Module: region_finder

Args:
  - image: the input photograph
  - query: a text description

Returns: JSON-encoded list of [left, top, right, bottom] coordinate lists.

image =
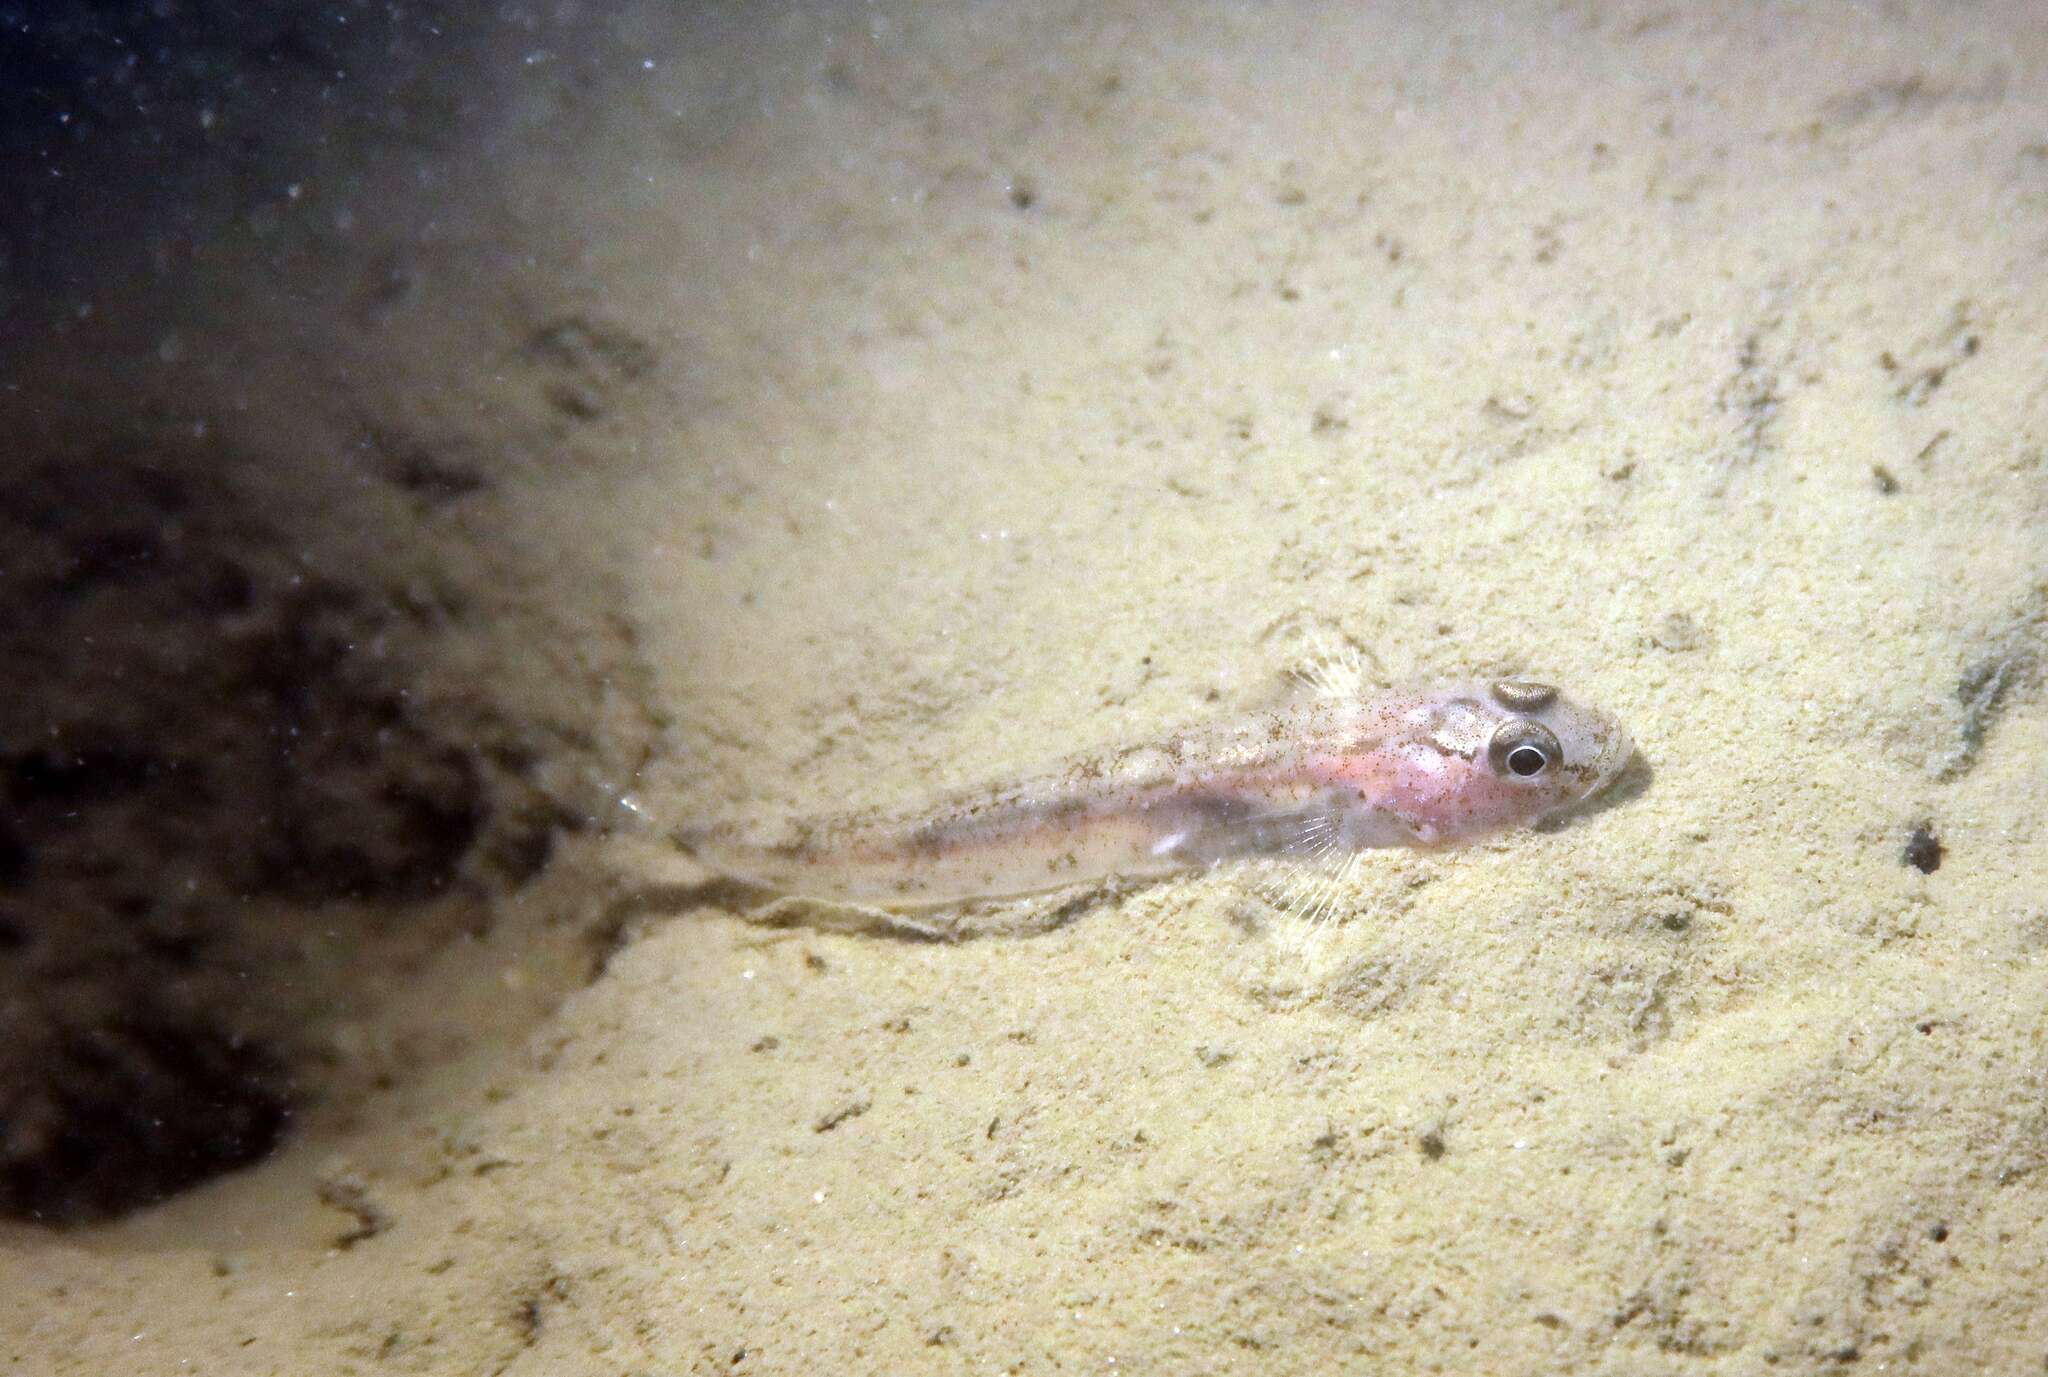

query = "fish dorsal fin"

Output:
[[1284, 625, 1384, 703]]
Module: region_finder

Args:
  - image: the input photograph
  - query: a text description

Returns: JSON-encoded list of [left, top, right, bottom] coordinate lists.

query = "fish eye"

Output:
[[1488, 720, 1560, 779]]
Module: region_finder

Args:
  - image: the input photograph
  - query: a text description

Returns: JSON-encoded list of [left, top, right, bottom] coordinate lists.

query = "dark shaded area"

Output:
[[0, 0, 659, 1232], [0, 1, 445, 165], [314, 1173, 390, 1250], [362, 429, 490, 508], [0, 0, 481, 324], [0, 443, 529, 909], [0, 426, 577, 1224], [1945, 648, 2035, 779], [520, 316, 660, 423], [1902, 823, 1943, 875], [0, 1010, 291, 1224]]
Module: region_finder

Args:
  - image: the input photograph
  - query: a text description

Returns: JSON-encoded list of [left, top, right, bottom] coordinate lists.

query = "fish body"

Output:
[[679, 678, 1631, 908]]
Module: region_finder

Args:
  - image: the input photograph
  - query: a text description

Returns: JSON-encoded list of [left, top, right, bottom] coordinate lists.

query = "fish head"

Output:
[[1475, 677, 1634, 821]]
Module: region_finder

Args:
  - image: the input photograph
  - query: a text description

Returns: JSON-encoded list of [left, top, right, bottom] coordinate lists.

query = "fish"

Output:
[[676, 672, 1633, 914]]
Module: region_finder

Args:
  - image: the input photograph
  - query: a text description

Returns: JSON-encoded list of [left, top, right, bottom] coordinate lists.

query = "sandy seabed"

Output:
[[2, 2, 2045, 1373]]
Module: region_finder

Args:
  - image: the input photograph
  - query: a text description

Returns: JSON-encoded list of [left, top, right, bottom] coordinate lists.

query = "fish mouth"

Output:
[[1585, 719, 1637, 801], [1530, 717, 1636, 833]]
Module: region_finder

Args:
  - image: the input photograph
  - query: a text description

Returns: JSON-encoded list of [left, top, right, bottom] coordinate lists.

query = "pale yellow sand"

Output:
[[4, 2, 2045, 1373]]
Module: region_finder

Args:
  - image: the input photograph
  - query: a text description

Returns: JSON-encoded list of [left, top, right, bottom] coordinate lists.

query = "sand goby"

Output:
[[678, 678, 1632, 909]]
